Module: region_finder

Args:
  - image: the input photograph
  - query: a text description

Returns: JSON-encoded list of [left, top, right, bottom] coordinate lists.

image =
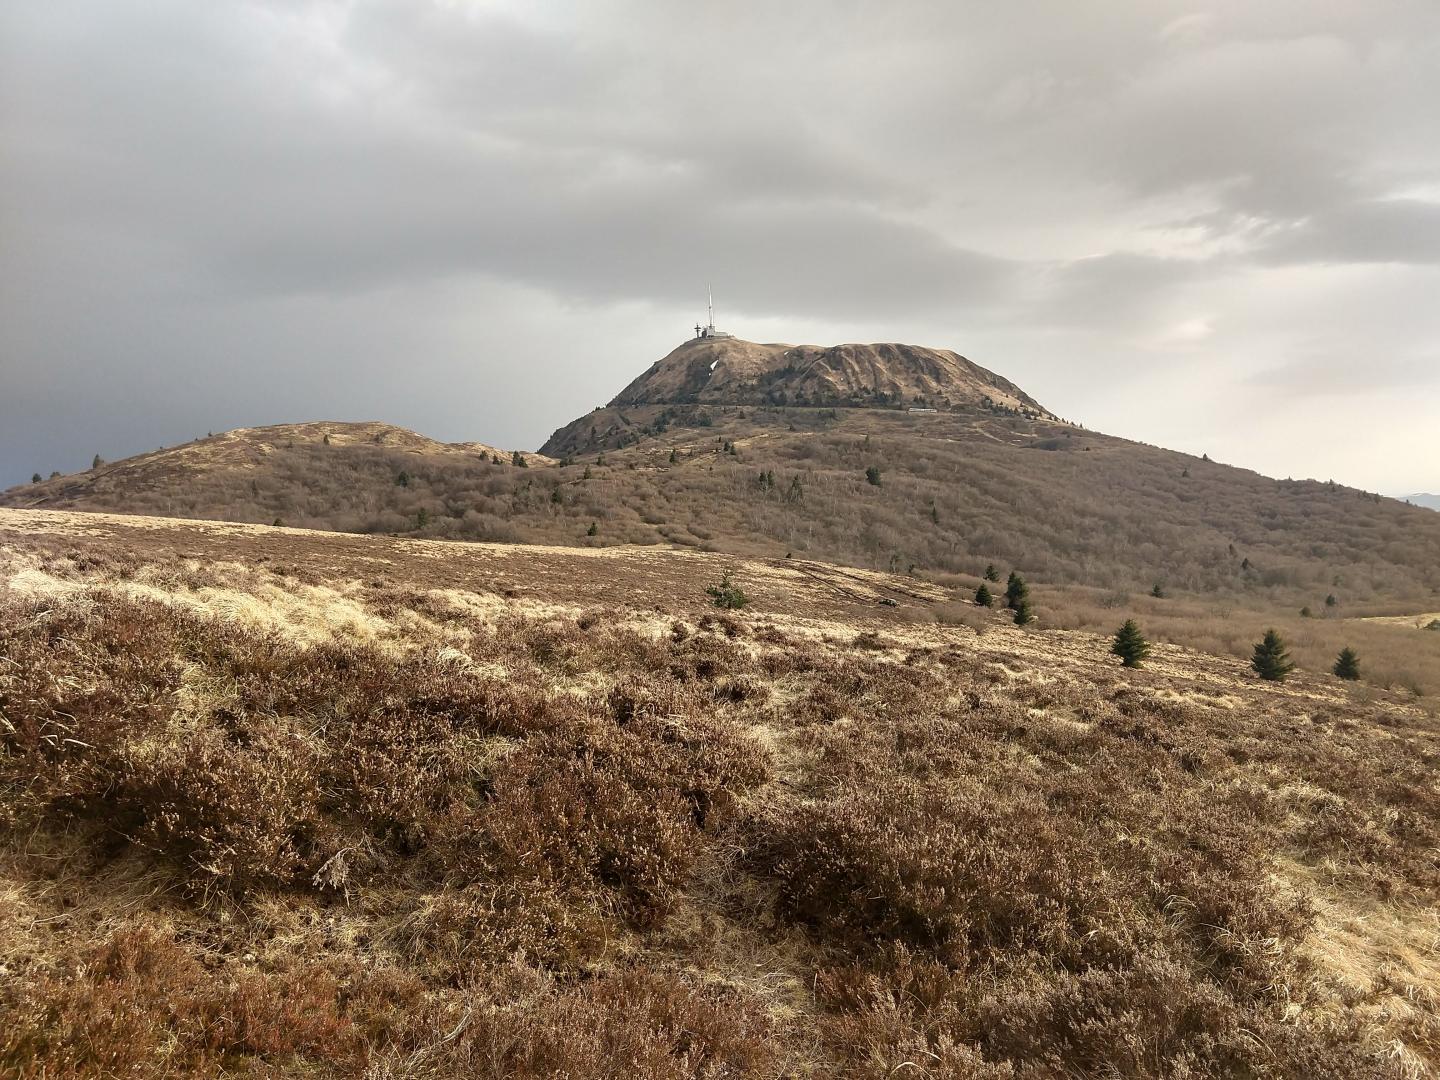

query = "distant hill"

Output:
[[5, 338, 1439, 608], [1400, 493, 1440, 511]]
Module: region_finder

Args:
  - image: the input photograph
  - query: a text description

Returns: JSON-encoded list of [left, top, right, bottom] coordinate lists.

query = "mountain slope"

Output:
[[1401, 493, 1440, 511], [5, 341, 1439, 614]]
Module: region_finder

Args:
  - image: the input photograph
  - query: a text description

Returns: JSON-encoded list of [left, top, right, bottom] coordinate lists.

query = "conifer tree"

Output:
[[1111, 620, 1151, 668], [1013, 599, 1034, 626], [91, 454, 104, 470], [974, 584, 993, 607], [929, 503, 940, 525], [512, 450, 528, 468], [984, 564, 1000, 582], [1150, 583, 1165, 598], [669, 448, 678, 464], [1004, 572, 1028, 610], [586, 521, 598, 537], [31, 473, 41, 484], [865, 465, 882, 486], [1251, 629, 1295, 681], [1332, 647, 1360, 680]]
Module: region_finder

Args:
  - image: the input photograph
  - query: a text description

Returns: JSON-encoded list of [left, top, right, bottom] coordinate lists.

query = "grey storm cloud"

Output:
[[2, 0, 1439, 494]]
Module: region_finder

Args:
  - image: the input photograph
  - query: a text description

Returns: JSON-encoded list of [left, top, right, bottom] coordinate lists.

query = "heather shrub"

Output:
[[0, 925, 355, 1077], [116, 725, 331, 891], [1, 540, 1435, 1078]]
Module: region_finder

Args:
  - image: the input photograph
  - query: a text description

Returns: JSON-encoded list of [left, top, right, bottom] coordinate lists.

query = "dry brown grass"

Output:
[[2, 513, 1437, 1077], [7, 406, 1439, 615]]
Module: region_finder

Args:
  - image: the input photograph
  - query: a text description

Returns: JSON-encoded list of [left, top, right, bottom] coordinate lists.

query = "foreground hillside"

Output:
[[1, 509, 1437, 1077]]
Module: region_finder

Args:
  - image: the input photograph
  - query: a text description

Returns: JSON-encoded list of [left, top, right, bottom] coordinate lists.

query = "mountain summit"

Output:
[[608, 337, 1050, 415], [540, 336, 1051, 457]]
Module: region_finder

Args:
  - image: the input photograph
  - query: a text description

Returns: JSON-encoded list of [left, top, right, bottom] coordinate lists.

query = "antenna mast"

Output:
[[707, 284, 714, 331]]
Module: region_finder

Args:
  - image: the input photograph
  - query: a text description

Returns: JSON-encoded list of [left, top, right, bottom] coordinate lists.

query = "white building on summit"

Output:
[[693, 286, 734, 340]]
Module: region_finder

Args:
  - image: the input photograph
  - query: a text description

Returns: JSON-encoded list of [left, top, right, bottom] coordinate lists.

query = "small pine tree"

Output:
[[1150, 583, 1165, 598], [865, 465, 882, 486], [1013, 599, 1034, 626], [974, 584, 993, 607], [929, 503, 940, 525], [1251, 629, 1295, 681], [586, 521, 598, 537], [582, 466, 593, 480], [512, 450, 528, 468], [31, 472, 41, 484], [786, 475, 804, 504], [323, 433, 331, 445], [669, 448, 678, 464], [1004, 572, 1028, 610], [1325, 594, 1337, 608], [706, 571, 749, 610], [416, 508, 429, 529], [1332, 647, 1360, 681], [984, 564, 1000, 582], [91, 454, 104, 470], [396, 470, 409, 487], [1111, 620, 1151, 668]]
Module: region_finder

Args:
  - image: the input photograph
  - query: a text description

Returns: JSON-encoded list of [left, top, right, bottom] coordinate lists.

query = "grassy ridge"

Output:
[[6, 410, 1440, 607]]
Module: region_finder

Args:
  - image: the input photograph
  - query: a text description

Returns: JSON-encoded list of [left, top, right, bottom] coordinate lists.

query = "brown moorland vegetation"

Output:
[[2, 509, 1437, 1077], [6, 406, 1438, 613]]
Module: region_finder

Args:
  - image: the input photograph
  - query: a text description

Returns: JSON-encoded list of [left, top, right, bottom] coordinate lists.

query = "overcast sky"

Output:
[[3, 1, 1438, 494]]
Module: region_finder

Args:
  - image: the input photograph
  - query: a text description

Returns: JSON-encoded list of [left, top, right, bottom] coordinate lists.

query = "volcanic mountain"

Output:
[[540, 337, 1050, 457]]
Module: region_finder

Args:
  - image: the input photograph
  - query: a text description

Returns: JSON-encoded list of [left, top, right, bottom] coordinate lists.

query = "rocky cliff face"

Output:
[[608, 337, 1050, 414]]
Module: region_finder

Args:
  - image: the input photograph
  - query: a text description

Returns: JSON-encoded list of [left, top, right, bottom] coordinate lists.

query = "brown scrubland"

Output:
[[8, 406, 1438, 697], [2, 509, 1437, 1077], [7, 408, 1439, 606]]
